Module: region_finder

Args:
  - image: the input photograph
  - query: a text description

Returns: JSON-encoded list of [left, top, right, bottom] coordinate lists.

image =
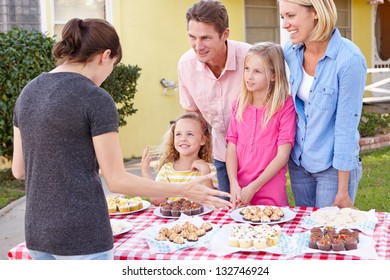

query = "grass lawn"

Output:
[[1, 146, 390, 211], [286, 146, 390, 212]]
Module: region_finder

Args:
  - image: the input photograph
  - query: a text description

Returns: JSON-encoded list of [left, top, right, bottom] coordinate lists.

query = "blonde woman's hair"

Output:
[[236, 42, 289, 127], [279, 0, 337, 41], [155, 112, 213, 170]]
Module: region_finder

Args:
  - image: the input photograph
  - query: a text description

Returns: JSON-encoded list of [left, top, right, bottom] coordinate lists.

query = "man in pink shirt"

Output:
[[178, 0, 252, 197]]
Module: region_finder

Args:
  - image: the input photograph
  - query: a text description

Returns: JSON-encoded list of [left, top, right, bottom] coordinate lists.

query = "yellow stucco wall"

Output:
[[1, 1, 374, 170], [115, 0, 246, 159], [352, 1, 372, 67]]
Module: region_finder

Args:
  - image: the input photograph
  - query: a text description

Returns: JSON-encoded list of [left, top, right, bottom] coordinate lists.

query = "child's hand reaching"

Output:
[[191, 159, 210, 175], [230, 181, 243, 209], [141, 146, 152, 179]]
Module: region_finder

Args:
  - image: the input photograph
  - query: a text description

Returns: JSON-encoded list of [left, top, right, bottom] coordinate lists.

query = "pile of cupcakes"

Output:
[[309, 226, 359, 251], [159, 198, 204, 217], [155, 221, 213, 244], [107, 195, 143, 214], [228, 224, 282, 249]]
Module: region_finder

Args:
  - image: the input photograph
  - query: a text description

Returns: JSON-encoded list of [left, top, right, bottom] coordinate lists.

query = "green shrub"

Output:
[[0, 27, 140, 160], [358, 110, 390, 137], [0, 27, 56, 160], [101, 64, 141, 127]]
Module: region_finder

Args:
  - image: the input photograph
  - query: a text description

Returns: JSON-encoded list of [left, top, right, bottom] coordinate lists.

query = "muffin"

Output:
[[271, 225, 282, 238], [238, 235, 253, 248], [309, 234, 322, 249], [171, 205, 182, 217], [317, 237, 331, 251], [253, 236, 267, 250], [266, 233, 279, 247], [345, 236, 358, 250], [118, 204, 130, 213], [160, 204, 172, 216], [349, 230, 360, 243], [228, 233, 240, 247], [331, 238, 345, 251], [190, 203, 202, 215]]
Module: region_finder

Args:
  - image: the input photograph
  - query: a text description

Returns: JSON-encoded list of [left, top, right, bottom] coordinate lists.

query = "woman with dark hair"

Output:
[[12, 18, 231, 260]]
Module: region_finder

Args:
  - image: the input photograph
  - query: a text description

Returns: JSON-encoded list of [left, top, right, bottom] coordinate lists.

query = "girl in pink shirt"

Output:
[[226, 42, 296, 207]]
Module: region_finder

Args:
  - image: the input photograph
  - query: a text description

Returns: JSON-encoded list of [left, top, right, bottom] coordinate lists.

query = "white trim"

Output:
[[39, 0, 47, 34], [105, 0, 113, 23]]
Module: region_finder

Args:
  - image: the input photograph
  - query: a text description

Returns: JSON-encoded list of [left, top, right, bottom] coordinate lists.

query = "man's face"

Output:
[[187, 20, 228, 64]]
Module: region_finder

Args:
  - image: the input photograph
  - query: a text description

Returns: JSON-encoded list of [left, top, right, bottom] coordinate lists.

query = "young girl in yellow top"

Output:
[[142, 112, 219, 206]]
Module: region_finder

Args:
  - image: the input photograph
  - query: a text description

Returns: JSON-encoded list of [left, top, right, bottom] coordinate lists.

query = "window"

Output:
[[244, 0, 280, 44], [0, 0, 41, 33], [244, 0, 351, 44], [52, 0, 107, 40], [334, 0, 351, 39]]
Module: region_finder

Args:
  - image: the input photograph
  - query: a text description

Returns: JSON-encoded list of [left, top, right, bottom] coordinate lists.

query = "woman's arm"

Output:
[[12, 127, 25, 180], [93, 132, 232, 210], [332, 170, 354, 208]]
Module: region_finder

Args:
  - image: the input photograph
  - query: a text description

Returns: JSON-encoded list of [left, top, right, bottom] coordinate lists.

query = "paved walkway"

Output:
[[0, 159, 147, 260]]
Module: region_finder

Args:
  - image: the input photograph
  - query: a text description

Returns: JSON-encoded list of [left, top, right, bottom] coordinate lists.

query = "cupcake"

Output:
[[107, 201, 117, 214], [271, 225, 282, 238], [266, 233, 279, 247], [238, 235, 253, 248], [253, 236, 267, 250], [190, 203, 202, 215], [118, 203, 130, 213], [331, 238, 345, 251], [345, 236, 358, 250], [129, 202, 139, 212], [130, 197, 143, 210], [228, 233, 240, 247], [309, 234, 322, 249], [171, 205, 182, 217], [181, 207, 192, 216], [310, 227, 323, 237], [317, 237, 331, 251], [160, 204, 172, 216], [349, 230, 360, 243]]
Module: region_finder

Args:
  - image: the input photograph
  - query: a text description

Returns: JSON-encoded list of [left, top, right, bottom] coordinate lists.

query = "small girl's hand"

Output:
[[240, 184, 256, 206], [230, 181, 242, 209], [141, 146, 152, 179], [191, 159, 210, 175]]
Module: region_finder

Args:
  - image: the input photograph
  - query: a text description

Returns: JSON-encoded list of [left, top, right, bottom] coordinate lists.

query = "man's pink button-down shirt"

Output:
[[178, 40, 252, 161]]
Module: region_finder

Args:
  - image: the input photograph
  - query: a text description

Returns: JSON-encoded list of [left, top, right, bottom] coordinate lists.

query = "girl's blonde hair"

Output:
[[279, 0, 337, 42], [156, 112, 213, 170], [236, 42, 289, 126]]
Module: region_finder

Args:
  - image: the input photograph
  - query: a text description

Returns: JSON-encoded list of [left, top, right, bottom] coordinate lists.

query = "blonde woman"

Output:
[[226, 42, 296, 208], [280, 0, 366, 208]]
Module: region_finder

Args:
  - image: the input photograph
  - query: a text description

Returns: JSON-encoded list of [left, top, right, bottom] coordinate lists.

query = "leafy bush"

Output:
[[0, 27, 56, 160], [358, 110, 390, 137], [0, 27, 140, 160], [101, 64, 140, 127]]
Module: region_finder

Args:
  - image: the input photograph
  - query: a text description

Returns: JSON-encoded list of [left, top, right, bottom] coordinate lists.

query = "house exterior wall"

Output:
[[113, 0, 246, 158], [0, 0, 376, 163]]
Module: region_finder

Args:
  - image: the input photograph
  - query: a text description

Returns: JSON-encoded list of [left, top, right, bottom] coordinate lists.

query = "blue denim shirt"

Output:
[[284, 29, 367, 172]]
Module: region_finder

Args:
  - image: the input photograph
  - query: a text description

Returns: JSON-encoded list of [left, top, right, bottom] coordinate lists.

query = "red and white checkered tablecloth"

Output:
[[7, 206, 390, 260]]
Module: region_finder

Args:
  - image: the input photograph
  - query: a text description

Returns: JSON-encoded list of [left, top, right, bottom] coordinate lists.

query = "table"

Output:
[[8, 206, 390, 260]]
